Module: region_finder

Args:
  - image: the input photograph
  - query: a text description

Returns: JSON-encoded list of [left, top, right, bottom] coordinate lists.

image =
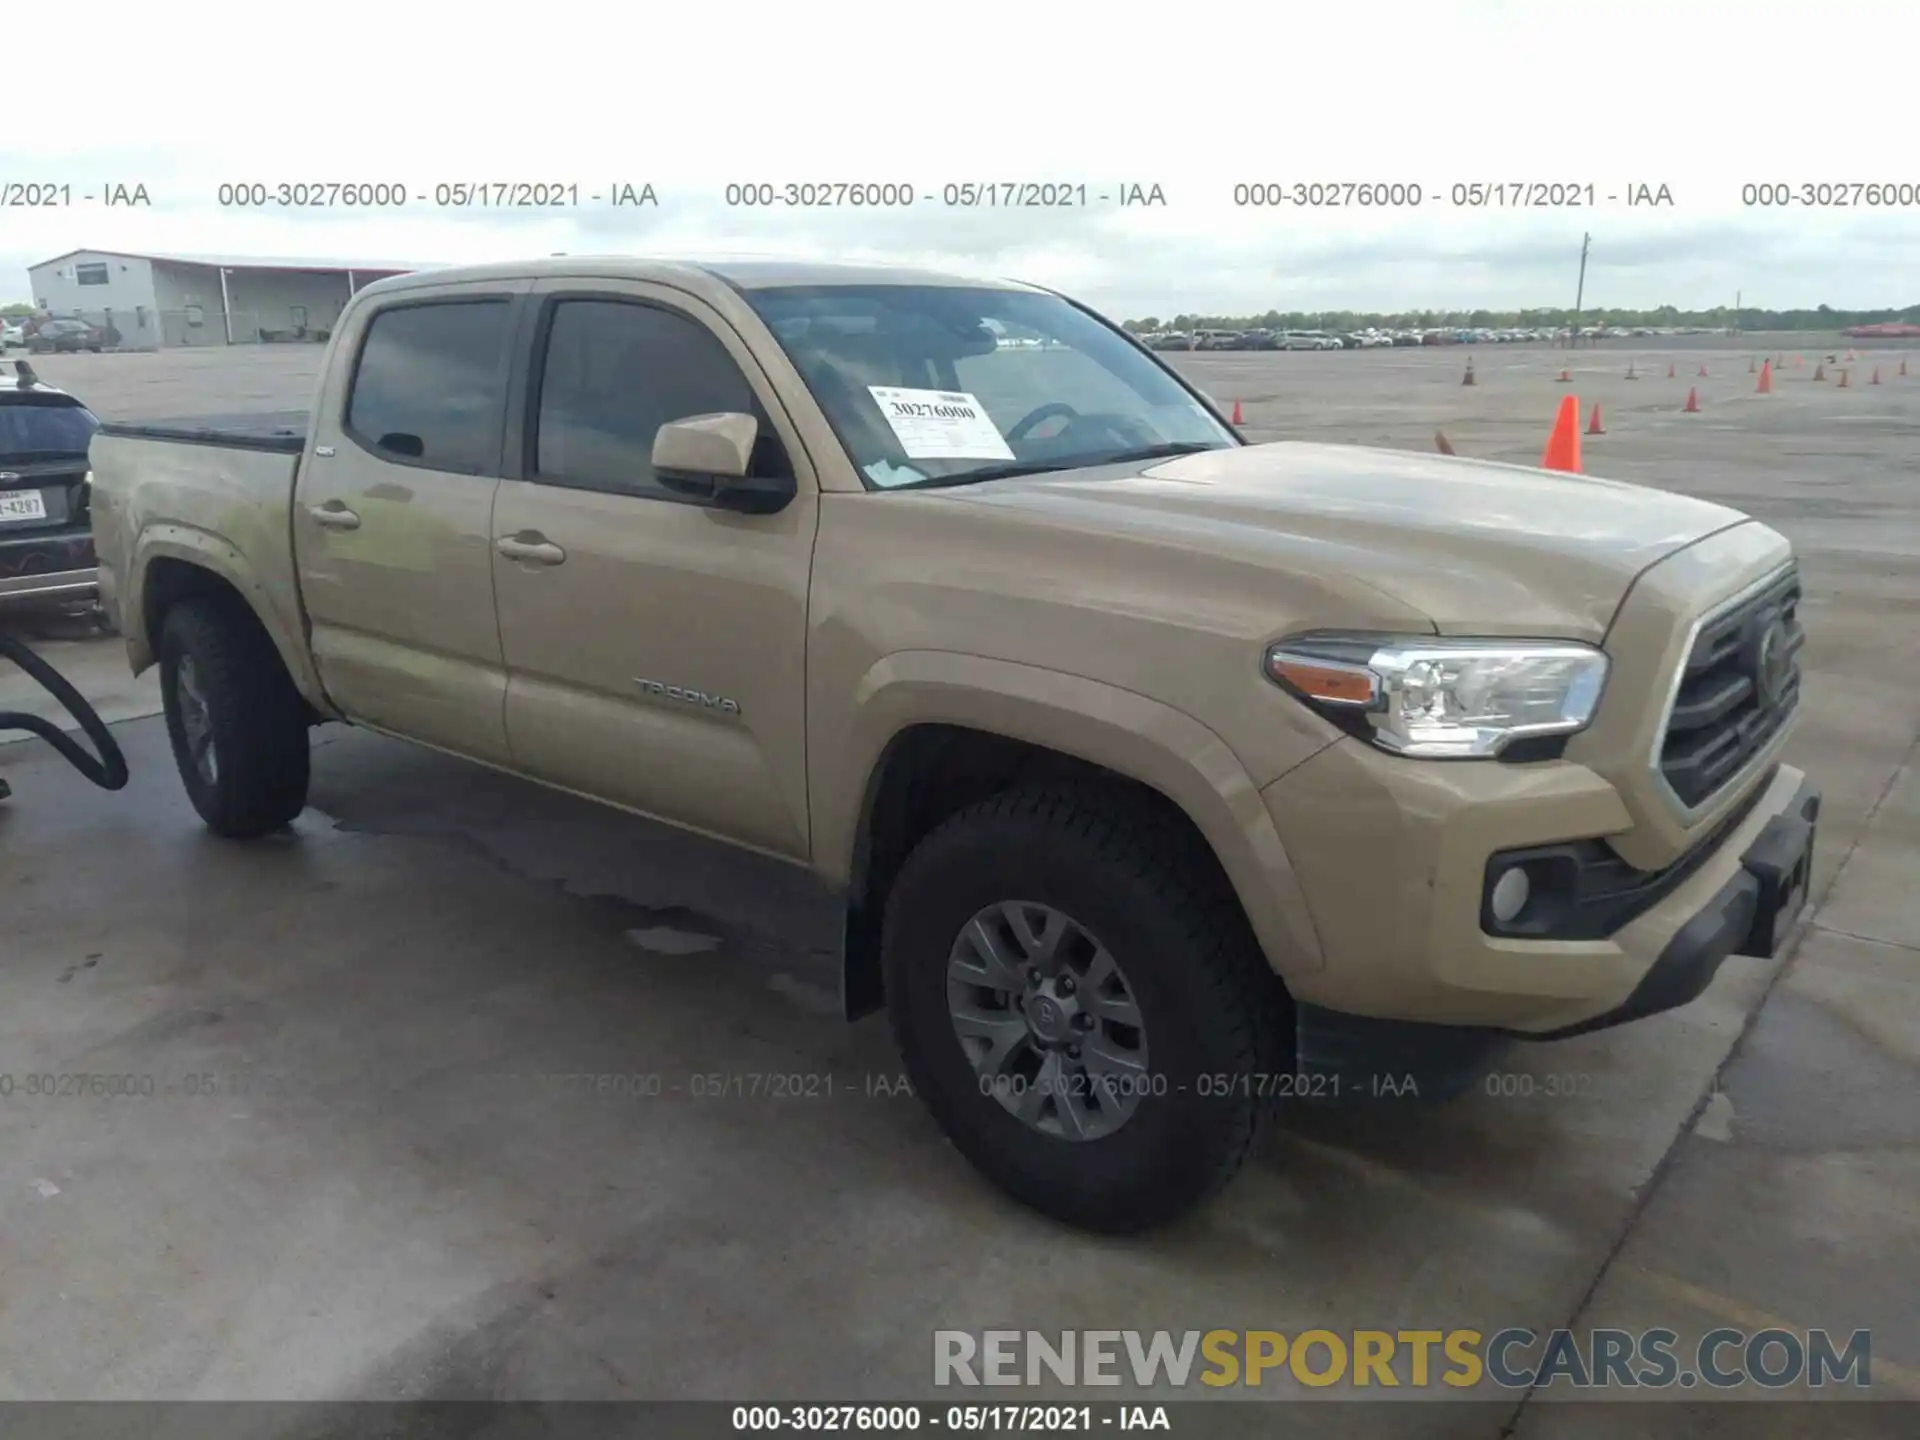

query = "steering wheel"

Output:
[[1005, 402, 1080, 442]]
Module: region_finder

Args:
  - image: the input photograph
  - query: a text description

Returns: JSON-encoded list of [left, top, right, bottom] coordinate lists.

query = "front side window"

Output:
[[743, 284, 1237, 490], [533, 299, 786, 500], [346, 300, 512, 472]]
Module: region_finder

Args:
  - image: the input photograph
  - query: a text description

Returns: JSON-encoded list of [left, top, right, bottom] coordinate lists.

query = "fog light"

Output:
[[1489, 867, 1531, 925]]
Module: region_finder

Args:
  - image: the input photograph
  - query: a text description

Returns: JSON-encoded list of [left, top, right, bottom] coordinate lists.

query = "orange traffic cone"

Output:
[[1230, 399, 1243, 424], [1871, 366, 1882, 385], [1434, 429, 1455, 456], [1838, 369, 1850, 388], [1813, 362, 1826, 381], [1585, 401, 1605, 435], [1756, 359, 1773, 394], [1556, 366, 1572, 382], [1462, 358, 1476, 386], [1541, 395, 1582, 472], [1846, 349, 1857, 361], [1682, 387, 1700, 413], [1667, 362, 1676, 378], [1698, 364, 1709, 377]]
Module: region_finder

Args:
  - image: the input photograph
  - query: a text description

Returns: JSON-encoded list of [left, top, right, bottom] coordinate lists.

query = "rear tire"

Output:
[[883, 782, 1289, 1233], [158, 595, 310, 838]]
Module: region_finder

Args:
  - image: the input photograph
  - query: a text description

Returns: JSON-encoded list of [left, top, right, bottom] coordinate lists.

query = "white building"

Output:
[[25, 249, 431, 350]]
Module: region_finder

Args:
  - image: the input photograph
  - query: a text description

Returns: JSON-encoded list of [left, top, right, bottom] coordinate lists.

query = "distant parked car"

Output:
[[0, 321, 23, 350], [27, 319, 104, 354]]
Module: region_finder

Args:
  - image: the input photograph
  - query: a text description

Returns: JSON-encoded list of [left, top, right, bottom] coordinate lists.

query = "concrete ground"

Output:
[[1, 338, 1916, 1431]]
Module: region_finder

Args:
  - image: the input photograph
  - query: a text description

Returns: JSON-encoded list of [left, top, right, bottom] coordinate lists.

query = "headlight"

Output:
[[1264, 633, 1608, 759]]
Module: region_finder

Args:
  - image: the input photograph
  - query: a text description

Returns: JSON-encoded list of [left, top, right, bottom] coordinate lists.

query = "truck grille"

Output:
[[1657, 565, 1803, 812]]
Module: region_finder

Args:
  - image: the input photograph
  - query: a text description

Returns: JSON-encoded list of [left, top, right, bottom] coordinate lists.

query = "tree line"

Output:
[[1121, 303, 1920, 333]]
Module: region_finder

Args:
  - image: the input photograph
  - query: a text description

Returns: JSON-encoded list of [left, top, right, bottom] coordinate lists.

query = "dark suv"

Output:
[[0, 361, 102, 606]]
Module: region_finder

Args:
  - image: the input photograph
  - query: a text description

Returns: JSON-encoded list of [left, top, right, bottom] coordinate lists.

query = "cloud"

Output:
[[6, 0, 1915, 315]]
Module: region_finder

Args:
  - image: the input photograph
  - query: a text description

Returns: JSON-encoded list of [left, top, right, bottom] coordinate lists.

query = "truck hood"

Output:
[[938, 441, 1750, 639]]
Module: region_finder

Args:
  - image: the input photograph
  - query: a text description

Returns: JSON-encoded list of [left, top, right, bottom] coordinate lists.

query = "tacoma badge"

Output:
[[634, 678, 741, 716]]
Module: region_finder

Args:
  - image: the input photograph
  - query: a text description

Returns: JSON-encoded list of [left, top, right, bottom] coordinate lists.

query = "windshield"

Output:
[[744, 284, 1239, 490], [0, 399, 101, 455]]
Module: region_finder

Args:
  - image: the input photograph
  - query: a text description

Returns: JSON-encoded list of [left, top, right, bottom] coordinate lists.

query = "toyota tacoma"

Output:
[[89, 259, 1818, 1232]]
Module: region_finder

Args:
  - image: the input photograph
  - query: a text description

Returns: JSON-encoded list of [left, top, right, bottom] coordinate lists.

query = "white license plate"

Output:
[[0, 490, 49, 524]]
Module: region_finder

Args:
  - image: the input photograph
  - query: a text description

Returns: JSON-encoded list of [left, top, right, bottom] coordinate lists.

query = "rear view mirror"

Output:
[[652, 412, 796, 516]]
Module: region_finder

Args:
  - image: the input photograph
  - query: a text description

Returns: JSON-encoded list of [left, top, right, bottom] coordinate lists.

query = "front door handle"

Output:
[[496, 533, 567, 566], [308, 501, 360, 530]]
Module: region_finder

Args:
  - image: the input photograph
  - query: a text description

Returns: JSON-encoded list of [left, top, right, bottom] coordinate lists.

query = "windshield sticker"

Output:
[[867, 386, 1015, 461]]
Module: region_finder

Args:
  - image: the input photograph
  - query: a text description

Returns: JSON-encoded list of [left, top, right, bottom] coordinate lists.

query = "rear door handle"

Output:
[[308, 501, 360, 530], [496, 533, 567, 566]]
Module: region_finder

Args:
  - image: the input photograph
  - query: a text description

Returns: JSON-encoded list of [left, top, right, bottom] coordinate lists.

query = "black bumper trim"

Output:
[[1294, 1004, 1508, 1103], [1528, 777, 1820, 1041]]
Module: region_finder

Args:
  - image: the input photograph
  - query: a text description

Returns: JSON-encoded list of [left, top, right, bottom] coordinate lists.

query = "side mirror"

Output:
[[652, 412, 795, 515]]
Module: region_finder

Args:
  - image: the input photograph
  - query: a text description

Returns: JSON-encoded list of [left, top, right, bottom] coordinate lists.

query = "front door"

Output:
[[490, 282, 818, 860], [295, 281, 529, 765]]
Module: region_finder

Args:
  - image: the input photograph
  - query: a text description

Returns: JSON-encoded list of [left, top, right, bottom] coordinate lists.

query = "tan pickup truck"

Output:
[[90, 258, 1818, 1232]]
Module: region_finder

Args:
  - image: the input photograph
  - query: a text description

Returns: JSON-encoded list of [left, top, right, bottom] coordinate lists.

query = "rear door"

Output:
[[295, 280, 528, 765], [488, 280, 819, 860]]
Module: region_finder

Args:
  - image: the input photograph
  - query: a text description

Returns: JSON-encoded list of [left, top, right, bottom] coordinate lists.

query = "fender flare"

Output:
[[125, 524, 333, 713], [819, 650, 1326, 985]]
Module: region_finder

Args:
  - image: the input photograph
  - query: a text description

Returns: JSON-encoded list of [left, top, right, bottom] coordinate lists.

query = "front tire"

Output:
[[883, 783, 1288, 1233], [158, 595, 311, 837]]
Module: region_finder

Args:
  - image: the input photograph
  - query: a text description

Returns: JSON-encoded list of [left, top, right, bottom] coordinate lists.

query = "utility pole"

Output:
[[1571, 232, 1592, 347]]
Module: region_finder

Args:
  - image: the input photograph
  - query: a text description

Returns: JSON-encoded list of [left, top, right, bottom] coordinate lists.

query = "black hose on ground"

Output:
[[0, 632, 130, 790]]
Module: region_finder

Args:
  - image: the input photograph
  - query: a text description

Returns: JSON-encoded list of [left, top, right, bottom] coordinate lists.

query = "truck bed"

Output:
[[88, 426, 312, 681], [97, 413, 308, 451]]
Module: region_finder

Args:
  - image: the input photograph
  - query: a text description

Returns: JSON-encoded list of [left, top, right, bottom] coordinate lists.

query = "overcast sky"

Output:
[[6, 0, 1914, 318]]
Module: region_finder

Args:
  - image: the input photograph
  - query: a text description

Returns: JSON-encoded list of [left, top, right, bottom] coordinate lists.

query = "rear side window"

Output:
[[346, 300, 512, 472], [533, 299, 787, 500]]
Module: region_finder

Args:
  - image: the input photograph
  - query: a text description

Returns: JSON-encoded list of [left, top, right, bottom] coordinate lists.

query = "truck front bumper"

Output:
[[1260, 738, 1818, 1086]]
